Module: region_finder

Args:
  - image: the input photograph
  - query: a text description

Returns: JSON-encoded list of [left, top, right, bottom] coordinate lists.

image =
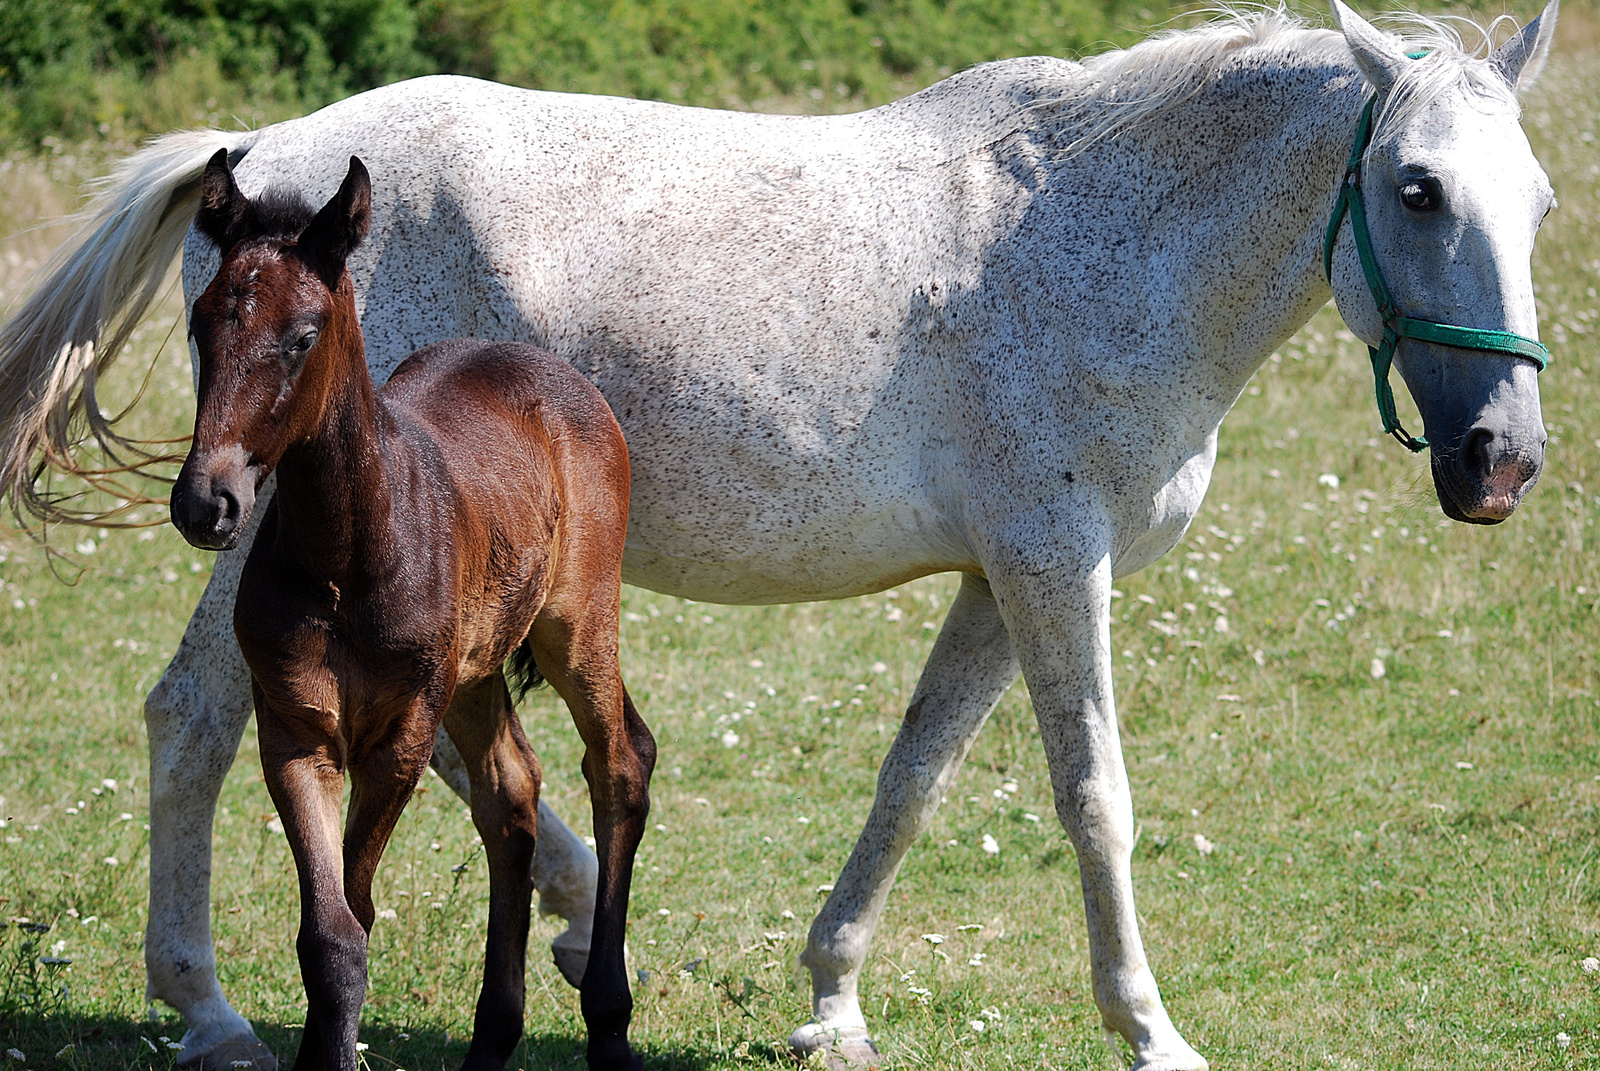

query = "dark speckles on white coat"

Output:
[[129, 5, 1564, 1069]]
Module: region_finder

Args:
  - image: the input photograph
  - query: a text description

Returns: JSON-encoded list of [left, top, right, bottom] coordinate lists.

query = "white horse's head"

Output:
[[1328, 0, 1558, 523]]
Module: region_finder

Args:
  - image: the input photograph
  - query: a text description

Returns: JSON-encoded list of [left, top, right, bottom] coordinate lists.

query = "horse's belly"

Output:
[[619, 475, 975, 604]]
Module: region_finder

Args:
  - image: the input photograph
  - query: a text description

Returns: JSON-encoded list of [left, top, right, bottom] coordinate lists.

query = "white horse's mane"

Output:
[[1040, 4, 1522, 155]]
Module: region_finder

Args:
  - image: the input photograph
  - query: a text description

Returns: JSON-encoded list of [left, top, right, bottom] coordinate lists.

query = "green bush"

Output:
[[0, 0, 1171, 152]]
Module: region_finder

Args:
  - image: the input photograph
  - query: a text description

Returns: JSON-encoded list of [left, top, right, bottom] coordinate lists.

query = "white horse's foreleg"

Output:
[[431, 726, 600, 987], [144, 545, 278, 1071], [988, 555, 1207, 1071], [790, 574, 1020, 1070]]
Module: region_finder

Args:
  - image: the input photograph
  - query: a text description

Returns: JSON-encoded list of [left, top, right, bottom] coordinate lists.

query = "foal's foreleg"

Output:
[[256, 704, 367, 1071], [532, 620, 654, 1071], [792, 573, 1019, 1069], [441, 674, 543, 1071]]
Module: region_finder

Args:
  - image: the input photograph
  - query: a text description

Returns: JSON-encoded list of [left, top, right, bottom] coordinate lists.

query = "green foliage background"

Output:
[[0, 0, 1163, 152]]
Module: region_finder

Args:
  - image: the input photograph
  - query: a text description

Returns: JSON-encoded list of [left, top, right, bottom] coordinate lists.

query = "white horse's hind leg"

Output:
[[144, 546, 277, 1071], [791, 574, 1020, 1070], [987, 556, 1207, 1071], [431, 726, 600, 987]]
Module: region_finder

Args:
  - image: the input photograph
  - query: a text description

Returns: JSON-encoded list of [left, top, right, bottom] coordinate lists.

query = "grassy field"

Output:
[[3, 16, 1600, 1071]]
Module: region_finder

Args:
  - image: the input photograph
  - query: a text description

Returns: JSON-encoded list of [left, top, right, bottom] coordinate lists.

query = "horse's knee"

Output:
[[144, 664, 252, 794]]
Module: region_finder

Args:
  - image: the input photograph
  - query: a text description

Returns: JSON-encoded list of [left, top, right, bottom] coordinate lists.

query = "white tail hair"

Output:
[[0, 128, 258, 526]]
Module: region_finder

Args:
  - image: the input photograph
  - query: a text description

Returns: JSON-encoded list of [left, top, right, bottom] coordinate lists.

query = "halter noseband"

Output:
[[1322, 87, 1550, 453]]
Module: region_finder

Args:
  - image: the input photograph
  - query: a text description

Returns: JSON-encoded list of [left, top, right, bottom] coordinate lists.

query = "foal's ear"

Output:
[[298, 156, 372, 288], [1491, 0, 1559, 96], [195, 148, 258, 251], [1332, 0, 1409, 95]]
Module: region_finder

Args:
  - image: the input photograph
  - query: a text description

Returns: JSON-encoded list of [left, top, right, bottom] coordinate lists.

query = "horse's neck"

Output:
[[1042, 51, 1364, 402], [272, 291, 395, 582]]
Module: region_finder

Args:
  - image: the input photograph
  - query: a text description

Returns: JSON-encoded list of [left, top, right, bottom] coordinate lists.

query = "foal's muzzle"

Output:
[[171, 446, 258, 551]]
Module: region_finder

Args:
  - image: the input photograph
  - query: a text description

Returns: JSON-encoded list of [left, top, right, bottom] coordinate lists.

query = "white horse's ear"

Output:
[[1332, 0, 1409, 94], [1491, 0, 1559, 96]]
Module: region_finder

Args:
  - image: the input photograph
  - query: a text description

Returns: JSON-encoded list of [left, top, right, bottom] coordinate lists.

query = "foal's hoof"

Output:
[[788, 1023, 883, 1070], [175, 1034, 280, 1071]]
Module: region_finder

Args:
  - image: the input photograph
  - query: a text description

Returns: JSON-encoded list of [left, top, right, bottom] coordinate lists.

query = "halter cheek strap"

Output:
[[1322, 93, 1550, 453]]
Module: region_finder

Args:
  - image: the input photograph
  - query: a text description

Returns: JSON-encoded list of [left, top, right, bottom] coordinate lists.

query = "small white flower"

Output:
[[1193, 834, 1215, 856], [1455, 761, 1474, 771], [1022, 813, 1041, 823], [265, 817, 284, 834], [1370, 658, 1387, 679], [921, 933, 945, 945], [981, 1006, 1001, 1021], [1318, 473, 1340, 489], [871, 661, 888, 673], [1557, 1032, 1571, 1049], [102, 855, 119, 867], [658, 908, 672, 917], [781, 909, 796, 920], [720, 730, 740, 748], [119, 812, 133, 822], [816, 883, 835, 894], [969, 1019, 986, 1033], [232, 1062, 255, 1068], [957, 923, 983, 933], [166, 1041, 186, 1051], [6, 1049, 24, 1062], [376, 908, 397, 921], [101, 778, 117, 791], [1581, 956, 1599, 973], [968, 953, 987, 966], [55, 1044, 75, 1058], [1213, 616, 1229, 634], [981, 834, 1000, 856]]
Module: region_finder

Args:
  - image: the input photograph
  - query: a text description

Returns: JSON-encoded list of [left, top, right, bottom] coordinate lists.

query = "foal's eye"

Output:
[[1399, 179, 1440, 212], [284, 328, 318, 360]]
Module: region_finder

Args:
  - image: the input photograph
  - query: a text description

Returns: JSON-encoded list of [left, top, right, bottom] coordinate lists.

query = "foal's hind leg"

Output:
[[431, 726, 600, 987], [530, 597, 654, 1071], [440, 673, 543, 1071]]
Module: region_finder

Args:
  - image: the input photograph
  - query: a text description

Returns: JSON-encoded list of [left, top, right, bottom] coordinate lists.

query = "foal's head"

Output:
[[172, 152, 371, 551]]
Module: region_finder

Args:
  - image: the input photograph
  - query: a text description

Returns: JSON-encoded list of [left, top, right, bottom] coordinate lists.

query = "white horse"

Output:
[[0, 3, 1558, 1068]]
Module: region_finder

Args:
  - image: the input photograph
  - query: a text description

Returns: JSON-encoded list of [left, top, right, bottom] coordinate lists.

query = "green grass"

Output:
[[3, 20, 1600, 1071]]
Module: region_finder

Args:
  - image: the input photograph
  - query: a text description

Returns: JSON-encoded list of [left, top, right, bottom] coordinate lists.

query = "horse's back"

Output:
[[191, 67, 1088, 602]]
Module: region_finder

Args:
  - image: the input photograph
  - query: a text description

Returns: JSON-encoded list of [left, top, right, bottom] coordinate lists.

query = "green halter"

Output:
[[1322, 92, 1550, 453]]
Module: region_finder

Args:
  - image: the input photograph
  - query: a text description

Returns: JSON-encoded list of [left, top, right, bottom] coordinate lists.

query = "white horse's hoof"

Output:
[[788, 1022, 883, 1070], [1130, 1041, 1208, 1071], [551, 924, 591, 989], [174, 1033, 279, 1071]]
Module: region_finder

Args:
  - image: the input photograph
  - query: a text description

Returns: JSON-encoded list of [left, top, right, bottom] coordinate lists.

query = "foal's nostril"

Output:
[[212, 485, 241, 533]]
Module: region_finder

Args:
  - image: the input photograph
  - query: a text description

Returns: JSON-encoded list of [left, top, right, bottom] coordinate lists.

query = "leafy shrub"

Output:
[[0, 0, 1172, 152]]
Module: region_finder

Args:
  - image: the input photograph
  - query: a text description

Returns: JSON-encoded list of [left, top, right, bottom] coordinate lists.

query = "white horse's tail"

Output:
[[0, 128, 260, 527]]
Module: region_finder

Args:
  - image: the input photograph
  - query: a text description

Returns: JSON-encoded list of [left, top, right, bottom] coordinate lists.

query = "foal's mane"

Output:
[[1041, 4, 1522, 156], [245, 188, 319, 244]]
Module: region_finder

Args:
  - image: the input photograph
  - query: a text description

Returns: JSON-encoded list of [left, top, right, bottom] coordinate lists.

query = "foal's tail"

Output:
[[506, 637, 547, 702], [0, 128, 260, 526]]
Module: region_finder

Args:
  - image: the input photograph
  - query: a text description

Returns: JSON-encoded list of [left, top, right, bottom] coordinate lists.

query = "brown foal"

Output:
[[170, 151, 654, 1071]]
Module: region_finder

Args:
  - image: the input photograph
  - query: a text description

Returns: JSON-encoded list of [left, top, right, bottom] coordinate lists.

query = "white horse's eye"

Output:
[[1399, 179, 1440, 212]]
